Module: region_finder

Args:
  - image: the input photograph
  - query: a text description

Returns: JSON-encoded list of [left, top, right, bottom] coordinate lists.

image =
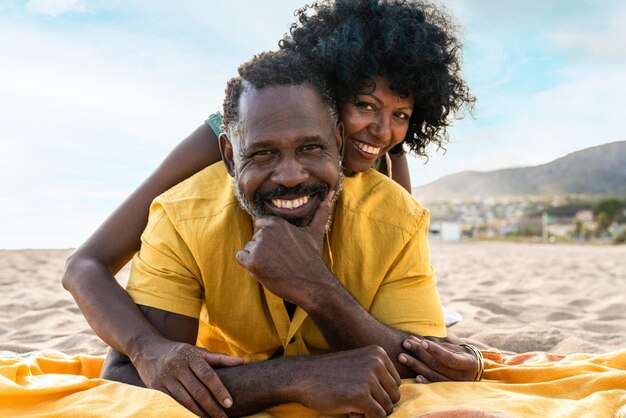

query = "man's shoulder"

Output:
[[340, 170, 428, 233], [154, 162, 238, 222]]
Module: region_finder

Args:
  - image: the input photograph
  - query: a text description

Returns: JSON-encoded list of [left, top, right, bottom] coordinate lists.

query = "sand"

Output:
[[1, 242, 624, 356]]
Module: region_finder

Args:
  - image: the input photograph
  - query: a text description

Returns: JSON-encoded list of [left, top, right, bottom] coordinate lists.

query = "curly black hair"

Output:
[[222, 50, 337, 137], [279, 0, 475, 157]]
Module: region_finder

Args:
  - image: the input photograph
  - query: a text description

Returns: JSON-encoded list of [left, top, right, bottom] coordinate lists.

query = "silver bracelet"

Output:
[[460, 343, 484, 382]]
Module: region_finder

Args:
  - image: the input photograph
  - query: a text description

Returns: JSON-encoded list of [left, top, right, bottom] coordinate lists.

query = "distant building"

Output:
[[575, 210, 594, 223], [429, 222, 461, 242]]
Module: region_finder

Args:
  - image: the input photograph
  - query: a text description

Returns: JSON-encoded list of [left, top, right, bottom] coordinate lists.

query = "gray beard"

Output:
[[233, 170, 343, 226], [233, 175, 265, 220]]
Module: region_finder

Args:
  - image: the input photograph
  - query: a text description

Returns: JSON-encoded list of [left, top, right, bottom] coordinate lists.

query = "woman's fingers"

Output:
[[398, 351, 451, 383], [163, 381, 208, 418], [401, 337, 477, 381], [412, 337, 475, 372]]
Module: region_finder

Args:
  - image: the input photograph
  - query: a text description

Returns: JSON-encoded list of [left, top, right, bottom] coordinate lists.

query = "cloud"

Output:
[[409, 66, 626, 186], [0, 20, 227, 248], [548, 4, 626, 65], [25, 0, 86, 17], [0, 0, 310, 248], [407, 0, 626, 187], [4, 0, 626, 247]]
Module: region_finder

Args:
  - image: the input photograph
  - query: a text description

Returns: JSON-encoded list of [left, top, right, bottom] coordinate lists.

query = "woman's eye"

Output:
[[395, 112, 410, 120], [357, 102, 376, 111]]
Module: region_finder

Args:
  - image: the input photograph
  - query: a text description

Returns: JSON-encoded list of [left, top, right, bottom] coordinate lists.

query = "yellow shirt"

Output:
[[126, 162, 445, 361]]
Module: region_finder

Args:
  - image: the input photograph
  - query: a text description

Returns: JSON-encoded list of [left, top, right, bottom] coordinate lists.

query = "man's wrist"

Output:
[[298, 266, 338, 312], [282, 356, 316, 405]]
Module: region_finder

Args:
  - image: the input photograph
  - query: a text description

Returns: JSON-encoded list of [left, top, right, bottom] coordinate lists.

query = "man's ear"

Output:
[[335, 121, 345, 163], [218, 133, 236, 177]]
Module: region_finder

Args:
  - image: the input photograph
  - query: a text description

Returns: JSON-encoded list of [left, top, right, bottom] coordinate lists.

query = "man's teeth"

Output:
[[355, 140, 381, 155], [271, 195, 310, 209]]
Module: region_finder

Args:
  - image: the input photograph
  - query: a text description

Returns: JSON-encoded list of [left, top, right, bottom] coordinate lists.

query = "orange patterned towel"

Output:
[[1, 349, 625, 417]]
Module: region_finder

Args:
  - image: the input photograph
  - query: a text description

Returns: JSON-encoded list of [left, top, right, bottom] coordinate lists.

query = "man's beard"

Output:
[[234, 172, 343, 227]]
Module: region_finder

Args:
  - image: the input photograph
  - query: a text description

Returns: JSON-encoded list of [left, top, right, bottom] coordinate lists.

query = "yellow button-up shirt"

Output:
[[126, 162, 445, 361]]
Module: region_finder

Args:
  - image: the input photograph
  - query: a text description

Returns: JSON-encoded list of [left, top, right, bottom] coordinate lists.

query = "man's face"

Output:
[[222, 85, 343, 226]]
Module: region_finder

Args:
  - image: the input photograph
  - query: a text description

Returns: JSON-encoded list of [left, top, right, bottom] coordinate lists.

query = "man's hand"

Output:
[[397, 336, 478, 382], [297, 345, 401, 418], [236, 191, 335, 307], [134, 340, 243, 417]]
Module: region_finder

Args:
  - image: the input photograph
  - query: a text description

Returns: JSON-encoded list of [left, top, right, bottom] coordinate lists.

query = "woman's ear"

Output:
[[218, 133, 235, 177]]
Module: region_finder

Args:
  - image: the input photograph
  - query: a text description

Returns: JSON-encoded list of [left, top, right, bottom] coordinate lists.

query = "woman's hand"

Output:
[[397, 336, 479, 382], [136, 340, 244, 417]]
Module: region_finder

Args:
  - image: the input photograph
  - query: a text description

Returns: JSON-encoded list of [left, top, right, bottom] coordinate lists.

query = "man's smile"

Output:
[[264, 194, 318, 222], [270, 195, 310, 209]]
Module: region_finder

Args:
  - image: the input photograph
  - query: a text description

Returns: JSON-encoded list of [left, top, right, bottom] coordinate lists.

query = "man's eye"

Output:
[[301, 144, 321, 152], [251, 150, 275, 161]]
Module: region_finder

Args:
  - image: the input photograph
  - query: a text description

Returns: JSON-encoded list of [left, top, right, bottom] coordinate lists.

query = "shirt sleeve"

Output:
[[368, 208, 446, 338], [125, 199, 204, 318], [204, 112, 223, 137]]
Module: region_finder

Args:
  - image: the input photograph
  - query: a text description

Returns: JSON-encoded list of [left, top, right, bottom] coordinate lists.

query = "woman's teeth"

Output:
[[271, 195, 310, 209], [355, 140, 381, 155]]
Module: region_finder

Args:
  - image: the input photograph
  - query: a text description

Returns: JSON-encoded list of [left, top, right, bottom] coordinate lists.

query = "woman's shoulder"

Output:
[[204, 112, 223, 136]]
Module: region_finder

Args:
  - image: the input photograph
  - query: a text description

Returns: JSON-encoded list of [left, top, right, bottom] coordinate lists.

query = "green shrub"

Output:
[[613, 231, 626, 245]]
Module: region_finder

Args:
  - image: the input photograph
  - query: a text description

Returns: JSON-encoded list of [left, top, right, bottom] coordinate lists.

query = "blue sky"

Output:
[[1, 0, 625, 248]]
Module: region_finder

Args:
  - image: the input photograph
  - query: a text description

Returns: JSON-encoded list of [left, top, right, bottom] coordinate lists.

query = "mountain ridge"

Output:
[[412, 141, 626, 203]]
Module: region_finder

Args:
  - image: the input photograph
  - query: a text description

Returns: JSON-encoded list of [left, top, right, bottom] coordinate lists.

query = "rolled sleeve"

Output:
[[126, 200, 203, 319], [369, 208, 446, 338]]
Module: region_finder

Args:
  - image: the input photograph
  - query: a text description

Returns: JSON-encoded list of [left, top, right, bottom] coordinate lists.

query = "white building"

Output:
[[429, 222, 461, 242]]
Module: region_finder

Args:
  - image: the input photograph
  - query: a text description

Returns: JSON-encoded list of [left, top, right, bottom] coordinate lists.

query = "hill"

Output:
[[412, 141, 626, 203]]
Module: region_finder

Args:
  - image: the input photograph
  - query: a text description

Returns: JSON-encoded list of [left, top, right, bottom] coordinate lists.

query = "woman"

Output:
[[63, 0, 475, 414]]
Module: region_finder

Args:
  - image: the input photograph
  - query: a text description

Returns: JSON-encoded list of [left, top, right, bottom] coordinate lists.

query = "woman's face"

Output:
[[339, 76, 414, 174]]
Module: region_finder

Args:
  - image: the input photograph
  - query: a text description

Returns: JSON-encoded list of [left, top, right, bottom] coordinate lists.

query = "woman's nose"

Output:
[[369, 113, 392, 143]]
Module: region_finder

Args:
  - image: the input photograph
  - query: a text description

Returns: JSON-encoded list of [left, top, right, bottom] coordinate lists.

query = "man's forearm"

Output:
[[218, 346, 400, 417], [104, 347, 300, 417], [104, 343, 400, 418], [303, 271, 415, 377], [104, 349, 372, 417], [215, 356, 305, 417]]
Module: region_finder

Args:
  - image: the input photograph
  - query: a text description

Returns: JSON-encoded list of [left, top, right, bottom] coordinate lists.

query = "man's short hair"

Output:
[[222, 50, 338, 137]]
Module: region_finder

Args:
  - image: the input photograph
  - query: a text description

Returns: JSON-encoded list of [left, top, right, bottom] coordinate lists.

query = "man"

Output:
[[103, 50, 447, 417]]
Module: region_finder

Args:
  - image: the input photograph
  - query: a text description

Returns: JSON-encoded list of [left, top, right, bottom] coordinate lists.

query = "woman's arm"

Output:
[[376, 152, 412, 193], [62, 122, 221, 359], [389, 153, 412, 193]]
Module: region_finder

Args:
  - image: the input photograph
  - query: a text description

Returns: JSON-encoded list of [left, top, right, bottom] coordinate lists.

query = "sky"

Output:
[[1, 0, 625, 248]]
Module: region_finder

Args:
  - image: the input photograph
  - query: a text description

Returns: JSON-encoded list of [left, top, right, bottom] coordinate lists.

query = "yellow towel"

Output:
[[1, 349, 625, 417], [0, 350, 194, 417], [390, 349, 626, 417]]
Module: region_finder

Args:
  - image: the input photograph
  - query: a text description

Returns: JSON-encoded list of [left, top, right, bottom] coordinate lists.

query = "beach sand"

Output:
[[1, 242, 624, 356]]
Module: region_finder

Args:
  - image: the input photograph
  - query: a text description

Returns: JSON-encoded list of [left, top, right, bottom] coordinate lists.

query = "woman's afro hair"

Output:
[[279, 0, 475, 157]]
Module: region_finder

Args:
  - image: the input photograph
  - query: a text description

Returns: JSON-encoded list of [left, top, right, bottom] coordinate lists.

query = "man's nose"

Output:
[[369, 113, 392, 143], [270, 155, 309, 188]]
